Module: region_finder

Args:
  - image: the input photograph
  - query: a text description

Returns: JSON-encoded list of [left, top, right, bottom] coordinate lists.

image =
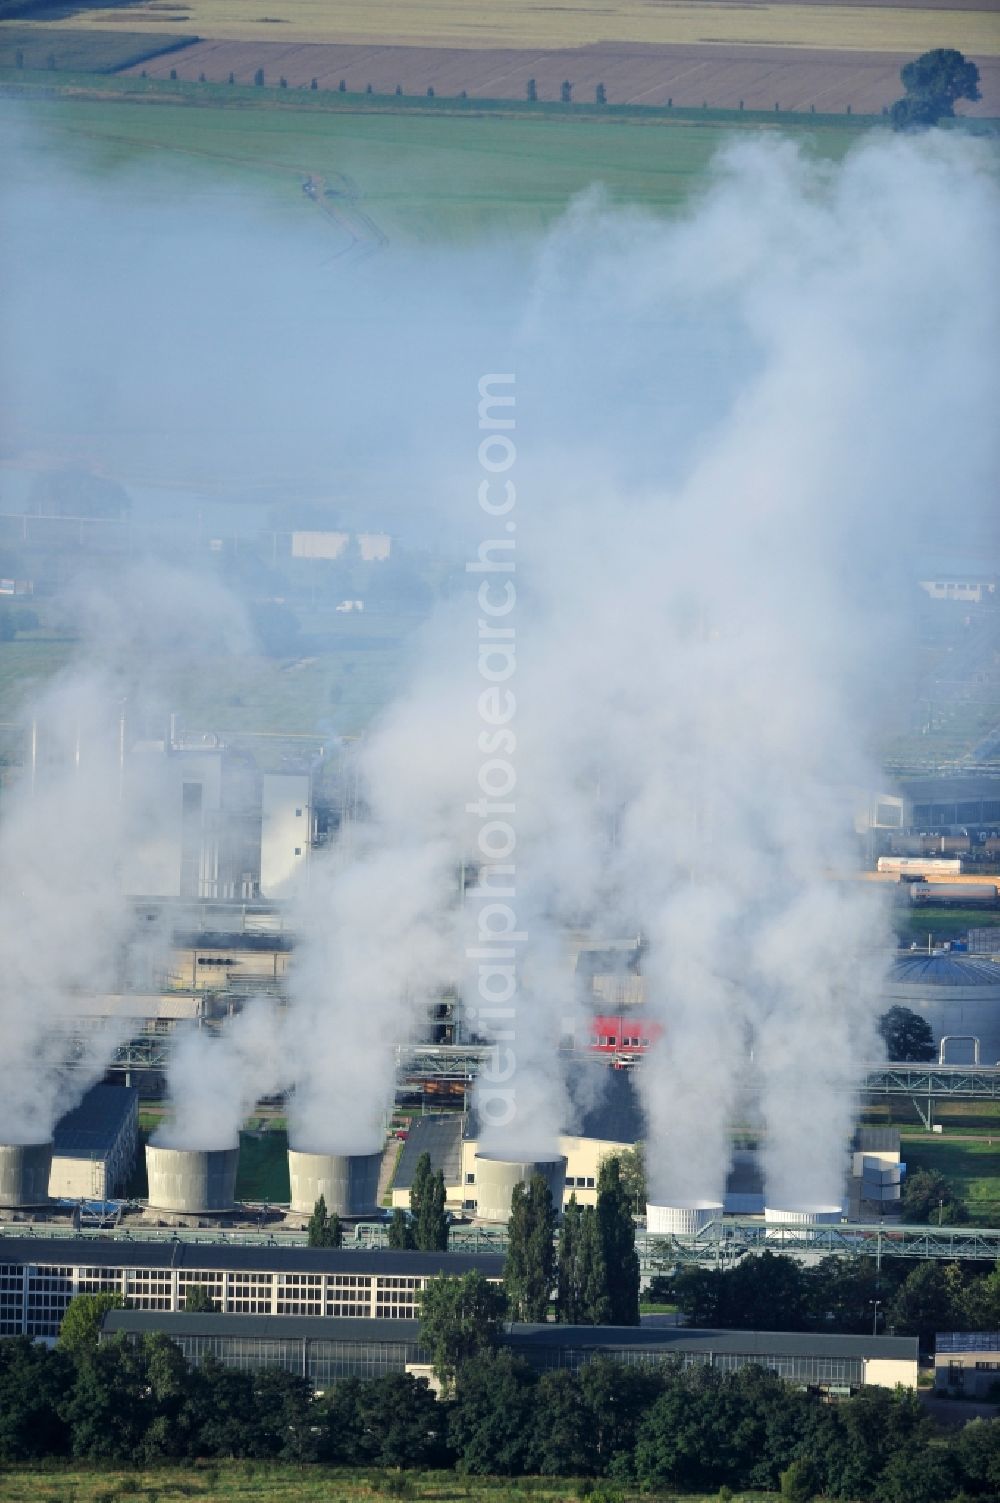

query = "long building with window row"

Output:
[[100, 1309, 918, 1394], [0, 1238, 504, 1339]]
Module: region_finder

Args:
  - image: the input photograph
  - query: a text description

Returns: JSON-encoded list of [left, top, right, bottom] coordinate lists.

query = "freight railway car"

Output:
[[909, 882, 1000, 908], [878, 857, 966, 876], [880, 827, 1000, 861]]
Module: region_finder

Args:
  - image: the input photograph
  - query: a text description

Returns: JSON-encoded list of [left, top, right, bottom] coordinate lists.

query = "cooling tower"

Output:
[[474, 1153, 567, 1224], [646, 1200, 723, 1236], [764, 1203, 843, 1236], [145, 1145, 239, 1213], [0, 1142, 53, 1207], [287, 1149, 382, 1217]]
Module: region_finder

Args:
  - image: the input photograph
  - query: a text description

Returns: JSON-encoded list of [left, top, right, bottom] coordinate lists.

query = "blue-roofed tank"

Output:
[[881, 953, 1000, 1065]]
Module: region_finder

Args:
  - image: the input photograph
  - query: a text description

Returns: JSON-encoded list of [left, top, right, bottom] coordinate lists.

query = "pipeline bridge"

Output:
[[99, 1036, 1000, 1107], [3, 1215, 998, 1267]]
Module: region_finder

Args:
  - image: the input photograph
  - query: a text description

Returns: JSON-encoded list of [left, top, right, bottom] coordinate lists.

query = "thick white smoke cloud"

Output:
[[3, 115, 996, 1202], [155, 1000, 288, 1152], [284, 829, 460, 1154], [0, 563, 251, 1144], [281, 131, 997, 1193]]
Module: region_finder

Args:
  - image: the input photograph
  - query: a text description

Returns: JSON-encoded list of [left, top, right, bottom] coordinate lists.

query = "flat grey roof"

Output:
[[507, 1326, 917, 1360], [466, 1063, 644, 1145], [100, 1310, 916, 1362], [53, 1085, 138, 1157], [854, 1128, 901, 1154], [393, 1116, 462, 1193], [0, 1237, 504, 1278], [104, 1310, 426, 1343]]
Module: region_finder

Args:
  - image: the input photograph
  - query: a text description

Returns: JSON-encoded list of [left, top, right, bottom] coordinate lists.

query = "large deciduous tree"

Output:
[[878, 1005, 935, 1061], [417, 1271, 507, 1385], [891, 48, 981, 129], [57, 1292, 125, 1357]]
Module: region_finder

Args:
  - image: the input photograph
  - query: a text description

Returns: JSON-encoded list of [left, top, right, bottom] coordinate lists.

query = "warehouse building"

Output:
[[100, 1309, 918, 1395], [0, 1238, 503, 1339], [49, 1084, 139, 1201], [393, 1072, 765, 1217], [393, 1067, 642, 1212]]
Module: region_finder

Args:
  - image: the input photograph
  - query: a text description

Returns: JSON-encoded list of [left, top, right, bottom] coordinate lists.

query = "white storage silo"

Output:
[[145, 1144, 239, 1213], [473, 1154, 567, 1224], [646, 1200, 723, 1236], [287, 1148, 382, 1217]]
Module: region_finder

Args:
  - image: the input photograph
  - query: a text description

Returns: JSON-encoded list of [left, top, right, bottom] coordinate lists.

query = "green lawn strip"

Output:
[[234, 1125, 290, 1203], [900, 1135, 1000, 1226], [0, 1463, 767, 1500], [0, 26, 199, 73]]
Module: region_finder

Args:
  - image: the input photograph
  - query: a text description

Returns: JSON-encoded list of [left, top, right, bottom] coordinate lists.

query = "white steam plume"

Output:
[[275, 131, 997, 1193], [0, 564, 251, 1144], [156, 1000, 289, 1152]]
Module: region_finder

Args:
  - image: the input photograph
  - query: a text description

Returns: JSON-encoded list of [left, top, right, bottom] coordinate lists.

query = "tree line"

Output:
[[660, 1251, 1000, 1348], [505, 1158, 640, 1325], [1, 1324, 997, 1500]]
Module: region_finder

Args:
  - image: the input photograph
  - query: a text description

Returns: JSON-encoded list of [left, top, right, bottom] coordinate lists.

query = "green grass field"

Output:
[[0, 625, 416, 739], [0, 1463, 763, 1502], [901, 1135, 1000, 1227], [0, 88, 870, 243]]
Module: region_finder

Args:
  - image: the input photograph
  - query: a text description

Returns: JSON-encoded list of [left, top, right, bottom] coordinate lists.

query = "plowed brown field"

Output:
[[121, 38, 1000, 115]]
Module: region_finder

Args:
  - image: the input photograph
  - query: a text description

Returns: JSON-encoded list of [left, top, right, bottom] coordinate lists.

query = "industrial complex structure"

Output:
[[100, 1306, 919, 1395], [0, 1238, 504, 1338]]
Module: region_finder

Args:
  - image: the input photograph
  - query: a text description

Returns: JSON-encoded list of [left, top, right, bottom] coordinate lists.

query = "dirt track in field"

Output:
[[123, 37, 1000, 115]]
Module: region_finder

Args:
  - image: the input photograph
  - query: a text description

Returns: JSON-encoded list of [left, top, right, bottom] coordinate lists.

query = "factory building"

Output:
[[100, 1309, 918, 1395], [48, 1085, 139, 1202], [847, 1128, 903, 1220], [122, 731, 318, 903], [0, 1239, 504, 1339], [881, 953, 1000, 1065], [934, 1332, 1000, 1398], [393, 1068, 643, 1213]]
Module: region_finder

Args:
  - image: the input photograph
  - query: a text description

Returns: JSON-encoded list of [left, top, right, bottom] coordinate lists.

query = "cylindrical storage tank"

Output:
[[474, 1154, 567, 1224], [287, 1149, 382, 1217], [646, 1200, 723, 1236], [0, 1143, 53, 1207], [145, 1145, 238, 1213], [880, 954, 1000, 1066], [764, 1204, 842, 1237]]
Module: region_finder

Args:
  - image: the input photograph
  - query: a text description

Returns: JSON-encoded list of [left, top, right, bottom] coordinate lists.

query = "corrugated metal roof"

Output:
[[52, 1085, 138, 1156], [889, 954, 1000, 988], [0, 1237, 504, 1277]]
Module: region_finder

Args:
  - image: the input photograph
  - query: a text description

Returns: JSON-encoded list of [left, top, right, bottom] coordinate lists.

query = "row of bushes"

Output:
[[1, 1333, 997, 1500]]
